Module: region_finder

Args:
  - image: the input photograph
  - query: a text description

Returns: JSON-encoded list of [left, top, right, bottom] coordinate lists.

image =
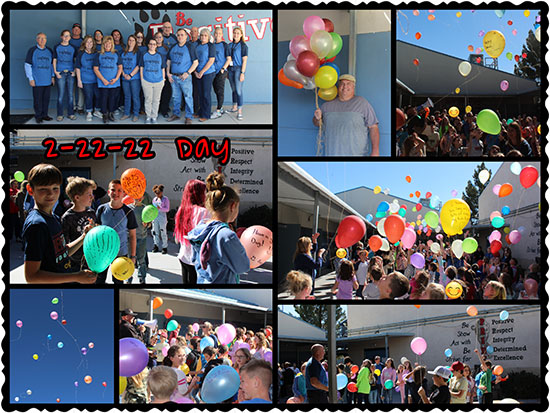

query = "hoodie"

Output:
[[187, 220, 250, 284]]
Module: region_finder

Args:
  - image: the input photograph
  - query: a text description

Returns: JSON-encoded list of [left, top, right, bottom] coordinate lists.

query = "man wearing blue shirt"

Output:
[[305, 344, 329, 404], [25, 33, 55, 123], [166, 28, 198, 124], [161, 21, 177, 49]]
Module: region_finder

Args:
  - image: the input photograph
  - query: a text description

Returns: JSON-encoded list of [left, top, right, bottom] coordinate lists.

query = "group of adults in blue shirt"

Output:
[[25, 21, 249, 124]]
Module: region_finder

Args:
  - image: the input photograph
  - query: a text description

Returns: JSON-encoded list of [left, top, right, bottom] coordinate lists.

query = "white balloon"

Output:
[[389, 203, 399, 213], [287, 53, 295, 62], [15, 397, 20, 402], [26, 390, 32, 395], [510, 162, 521, 175], [377, 218, 387, 237], [478, 169, 490, 184], [430, 243, 441, 253], [380, 238, 390, 251], [535, 26, 541, 42], [458, 61, 472, 76], [383, 188, 390, 195], [451, 239, 464, 258]]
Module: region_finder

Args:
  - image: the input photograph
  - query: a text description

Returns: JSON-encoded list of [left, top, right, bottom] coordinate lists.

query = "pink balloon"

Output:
[[436, 234, 444, 241], [475, 47, 483, 54], [400, 227, 417, 249], [50, 311, 58, 321], [289, 35, 311, 58], [240, 226, 273, 269], [217, 323, 236, 345], [410, 337, 427, 355], [410, 253, 425, 269], [500, 80, 509, 91], [509, 230, 521, 244], [16, 320, 23, 328], [170, 338, 177, 346], [489, 230, 502, 243], [512, 29, 518, 35], [303, 16, 325, 39], [162, 346, 169, 357], [489, 211, 502, 221], [192, 322, 199, 332], [264, 350, 273, 364], [492, 184, 502, 196], [524, 278, 538, 295]]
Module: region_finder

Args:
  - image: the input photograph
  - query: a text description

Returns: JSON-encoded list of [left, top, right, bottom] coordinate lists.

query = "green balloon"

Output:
[[462, 237, 478, 254], [398, 208, 406, 217], [51, 298, 59, 304], [492, 216, 505, 228], [506, 118, 513, 125], [142, 205, 159, 223], [424, 211, 439, 228], [14, 171, 25, 182], [83, 225, 120, 273], [384, 379, 394, 389], [326, 32, 343, 59], [506, 52, 513, 61], [477, 109, 502, 135], [167, 320, 179, 332]]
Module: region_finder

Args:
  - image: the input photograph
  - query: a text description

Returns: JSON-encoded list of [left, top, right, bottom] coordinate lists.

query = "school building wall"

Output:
[[9, 9, 272, 110]]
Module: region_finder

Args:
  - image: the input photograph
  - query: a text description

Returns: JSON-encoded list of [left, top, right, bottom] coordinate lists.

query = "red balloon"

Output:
[[505, 234, 511, 245], [278, 69, 304, 89], [524, 278, 538, 295], [415, 191, 421, 198], [296, 51, 320, 77], [164, 309, 173, 319], [351, 365, 359, 374], [416, 203, 422, 211], [62, 320, 67, 325], [122, 195, 134, 205], [476, 57, 482, 63], [415, 32, 421, 40], [413, 58, 419, 66], [322, 18, 335, 32], [102, 382, 107, 387], [490, 240, 502, 255], [522, 53, 527, 58], [335, 216, 366, 248], [384, 215, 406, 244], [507, 20, 513, 25], [514, 55, 520, 62], [368, 235, 383, 252], [519, 166, 538, 188], [347, 382, 358, 392], [426, 192, 432, 198], [396, 109, 406, 131]]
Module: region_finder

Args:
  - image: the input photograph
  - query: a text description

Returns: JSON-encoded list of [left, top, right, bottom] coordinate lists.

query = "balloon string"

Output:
[[56, 319, 86, 368], [397, 10, 409, 35], [315, 87, 323, 156], [10, 328, 22, 342], [75, 386, 78, 403], [511, 189, 526, 230]]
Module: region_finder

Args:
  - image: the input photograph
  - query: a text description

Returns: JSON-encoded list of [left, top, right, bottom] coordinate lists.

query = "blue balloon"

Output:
[[495, 10, 505, 18], [487, 345, 494, 354], [366, 214, 373, 222], [444, 348, 452, 357], [377, 201, 390, 212], [47, 334, 52, 340], [322, 62, 340, 78], [200, 336, 215, 352], [201, 365, 241, 403], [336, 373, 348, 390], [57, 341, 64, 349], [500, 310, 509, 321], [501, 206, 510, 216]]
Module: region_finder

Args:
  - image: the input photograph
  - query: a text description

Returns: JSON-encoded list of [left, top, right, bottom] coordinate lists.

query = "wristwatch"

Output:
[[129, 255, 137, 260]]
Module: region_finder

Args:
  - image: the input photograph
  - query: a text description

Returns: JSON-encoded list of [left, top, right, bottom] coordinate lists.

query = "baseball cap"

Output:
[[159, 331, 168, 338], [72, 23, 81, 29], [339, 74, 356, 83], [428, 365, 452, 380], [123, 308, 137, 317], [450, 361, 464, 372]]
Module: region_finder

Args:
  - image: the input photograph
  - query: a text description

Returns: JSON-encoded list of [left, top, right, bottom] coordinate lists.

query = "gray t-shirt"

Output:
[[321, 96, 379, 156]]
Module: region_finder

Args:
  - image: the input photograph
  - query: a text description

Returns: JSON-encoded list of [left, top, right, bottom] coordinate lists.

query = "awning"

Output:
[[337, 332, 415, 343]]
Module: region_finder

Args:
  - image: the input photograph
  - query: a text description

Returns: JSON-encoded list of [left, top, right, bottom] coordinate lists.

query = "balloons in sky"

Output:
[[84, 375, 92, 384], [50, 311, 58, 320], [16, 320, 23, 328], [483, 30, 506, 58], [458, 61, 471, 77]]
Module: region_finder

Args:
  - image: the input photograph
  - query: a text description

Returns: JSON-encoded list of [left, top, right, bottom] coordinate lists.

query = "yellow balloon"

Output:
[[524, 10, 530, 17], [336, 248, 347, 259], [483, 30, 506, 59], [119, 376, 127, 395], [465, 105, 472, 113], [373, 186, 382, 194], [449, 106, 460, 118], [503, 227, 511, 234], [111, 257, 135, 281], [180, 364, 190, 375], [456, 12, 462, 17], [314, 66, 338, 89], [318, 85, 338, 101], [33, 354, 39, 360], [440, 199, 471, 236], [375, 369, 381, 376], [455, 87, 460, 94]]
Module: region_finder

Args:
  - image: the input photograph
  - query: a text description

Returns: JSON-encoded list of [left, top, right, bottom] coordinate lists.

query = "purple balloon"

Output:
[[74, 381, 78, 387], [81, 347, 88, 355], [119, 338, 149, 377], [410, 252, 425, 269], [500, 80, 509, 91], [264, 350, 273, 364], [451, 189, 458, 197]]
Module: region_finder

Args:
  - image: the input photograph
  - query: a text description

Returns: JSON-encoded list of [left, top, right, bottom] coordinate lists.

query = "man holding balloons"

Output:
[[313, 74, 380, 156]]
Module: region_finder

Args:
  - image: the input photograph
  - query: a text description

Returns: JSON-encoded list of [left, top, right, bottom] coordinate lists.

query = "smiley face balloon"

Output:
[[445, 281, 463, 299]]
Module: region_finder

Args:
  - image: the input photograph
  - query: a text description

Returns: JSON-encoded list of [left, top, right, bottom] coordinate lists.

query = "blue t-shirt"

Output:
[[305, 357, 328, 391], [96, 203, 138, 256], [69, 37, 83, 50], [229, 42, 248, 67], [240, 399, 271, 404], [121, 51, 140, 81], [93, 52, 122, 88], [53, 43, 77, 72], [114, 43, 124, 56], [139, 52, 165, 83], [25, 45, 54, 86], [213, 42, 229, 73], [167, 42, 197, 74], [156, 44, 169, 61], [75, 50, 98, 84], [22, 209, 72, 274], [138, 45, 148, 56], [163, 33, 177, 49], [195, 42, 216, 75]]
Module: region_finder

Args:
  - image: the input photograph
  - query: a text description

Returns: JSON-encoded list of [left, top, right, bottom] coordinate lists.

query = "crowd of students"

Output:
[[25, 21, 248, 124]]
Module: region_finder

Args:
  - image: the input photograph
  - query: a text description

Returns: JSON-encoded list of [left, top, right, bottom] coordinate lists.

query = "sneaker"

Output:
[[113, 109, 121, 116], [43, 116, 53, 121], [151, 117, 157, 124], [163, 113, 170, 119], [219, 108, 226, 115], [56, 116, 64, 122], [145, 117, 152, 124], [152, 245, 159, 253], [211, 110, 222, 119], [86, 112, 93, 122], [132, 116, 139, 122], [120, 114, 130, 120], [93, 110, 102, 118], [69, 114, 77, 120], [185, 118, 192, 125], [162, 248, 167, 255], [167, 115, 180, 122], [237, 113, 244, 121], [103, 114, 109, 124]]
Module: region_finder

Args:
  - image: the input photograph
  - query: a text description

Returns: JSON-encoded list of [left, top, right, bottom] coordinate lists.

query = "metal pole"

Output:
[[328, 306, 337, 403], [349, 10, 357, 77], [149, 292, 153, 320], [264, 311, 267, 327], [82, 10, 86, 36], [113, 152, 117, 180], [313, 191, 320, 234], [222, 306, 226, 324], [384, 335, 389, 358]]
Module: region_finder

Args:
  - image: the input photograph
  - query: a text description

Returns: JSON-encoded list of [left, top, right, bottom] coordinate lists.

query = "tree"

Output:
[[462, 162, 491, 225], [514, 11, 541, 84], [293, 305, 347, 333]]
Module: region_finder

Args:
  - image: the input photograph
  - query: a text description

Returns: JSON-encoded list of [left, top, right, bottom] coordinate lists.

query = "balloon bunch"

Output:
[[279, 16, 343, 101]]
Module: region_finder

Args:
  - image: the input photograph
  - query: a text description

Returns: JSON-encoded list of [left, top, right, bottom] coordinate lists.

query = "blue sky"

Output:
[[10, 289, 114, 404], [297, 161, 503, 206], [397, 9, 541, 74]]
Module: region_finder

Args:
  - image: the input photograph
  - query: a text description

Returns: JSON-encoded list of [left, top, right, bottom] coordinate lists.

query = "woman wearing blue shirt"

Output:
[[53, 30, 77, 121], [75, 35, 100, 122], [228, 27, 248, 121], [93, 30, 103, 52], [120, 35, 141, 122], [154, 31, 172, 119], [139, 37, 166, 124], [211, 27, 231, 120], [93, 36, 122, 123], [111, 29, 126, 112], [194, 28, 216, 122]]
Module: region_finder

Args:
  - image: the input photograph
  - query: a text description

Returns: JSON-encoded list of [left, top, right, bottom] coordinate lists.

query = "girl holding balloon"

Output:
[[380, 358, 396, 403], [355, 359, 372, 404]]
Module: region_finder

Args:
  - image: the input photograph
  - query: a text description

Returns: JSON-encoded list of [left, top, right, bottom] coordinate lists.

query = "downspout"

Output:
[[82, 10, 87, 36], [349, 10, 357, 76]]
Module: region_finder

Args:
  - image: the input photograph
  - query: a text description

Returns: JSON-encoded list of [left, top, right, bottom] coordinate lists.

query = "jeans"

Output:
[[152, 213, 168, 248], [369, 387, 378, 404], [192, 74, 200, 115], [122, 79, 141, 116], [99, 87, 118, 114], [32, 85, 51, 120], [196, 72, 214, 119], [356, 393, 369, 404], [56, 71, 75, 117], [212, 70, 228, 110], [228, 66, 244, 108], [135, 237, 148, 282], [180, 260, 197, 284], [171, 75, 194, 118], [159, 79, 172, 116], [141, 78, 164, 119], [382, 388, 393, 404], [82, 82, 100, 112]]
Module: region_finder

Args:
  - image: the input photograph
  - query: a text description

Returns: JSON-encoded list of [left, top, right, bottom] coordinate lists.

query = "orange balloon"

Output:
[[409, 193, 414, 198], [278, 68, 304, 89], [56, 398, 60, 403], [467, 305, 478, 316], [414, 305, 421, 309], [413, 58, 420, 66], [122, 195, 134, 205], [468, 45, 474, 52], [428, 14, 435, 21], [164, 309, 173, 319], [368, 235, 383, 252], [240, 226, 273, 269], [406, 176, 412, 183], [494, 365, 504, 375], [351, 365, 359, 374], [384, 215, 406, 244], [121, 168, 146, 200], [153, 297, 163, 309], [498, 183, 513, 197], [415, 191, 421, 198], [84, 375, 92, 384], [415, 32, 421, 40]]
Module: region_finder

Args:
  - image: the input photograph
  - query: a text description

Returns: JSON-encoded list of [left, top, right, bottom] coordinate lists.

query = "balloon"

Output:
[[384, 379, 394, 389], [430, 243, 440, 254], [535, 26, 541, 42], [201, 365, 241, 403], [122, 195, 134, 205], [501, 206, 510, 215], [51, 297, 59, 304], [111, 257, 135, 281], [396, 109, 406, 131], [303, 15, 325, 38], [444, 348, 452, 357], [377, 201, 390, 212], [413, 58, 419, 66], [410, 337, 427, 355], [180, 363, 190, 375], [500, 80, 509, 91], [102, 381, 107, 388], [326, 32, 343, 59], [350, 365, 359, 375], [410, 253, 425, 269], [83, 225, 120, 273], [81, 347, 87, 355], [401, 227, 417, 250], [483, 30, 506, 58], [380, 238, 390, 252], [217, 323, 236, 345], [14, 397, 19, 402], [89, 342, 94, 348], [456, 12, 462, 17], [436, 234, 443, 241], [14, 171, 25, 182], [458, 61, 472, 77], [153, 297, 163, 309], [318, 85, 338, 101], [368, 235, 383, 252], [495, 10, 505, 18], [200, 336, 215, 352], [413, 10, 419, 16], [451, 239, 463, 258], [415, 191, 420, 198], [462, 238, 478, 254], [451, 189, 458, 198], [314, 65, 338, 89], [62, 319, 67, 325], [16, 320, 22, 328], [84, 375, 92, 384], [264, 350, 273, 364], [33, 354, 38, 360], [455, 88, 460, 94], [398, 208, 406, 217], [440, 199, 470, 236], [506, 52, 513, 60], [500, 310, 509, 321], [322, 18, 334, 32], [415, 32, 421, 40], [519, 166, 538, 189], [57, 341, 64, 348], [503, 227, 510, 234], [336, 373, 348, 390], [289, 35, 311, 58], [492, 216, 505, 229], [514, 54, 519, 62], [162, 346, 169, 357], [240, 226, 273, 268], [120, 168, 146, 200], [509, 230, 521, 244], [192, 322, 199, 332], [336, 248, 347, 259], [449, 106, 459, 118], [384, 215, 405, 244], [120, 376, 127, 395], [335, 216, 366, 249], [26, 390, 32, 395], [446, 281, 463, 299], [50, 311, 58, 320], [494, 365, 504, 376], [366, 214, 373, 222], [347, 382, 358, 392], [142, 205, 159, 223], [492, 184, 502, 196], [509, 162, 521, 175], [424, 211, 439, 229], [167, 320, 179, 332], [477, 109, 501, 135], [524, 278, 538, 295], [377, 218, 387, 237], [428, 14, 435, 21], [296, 51, 320, 77], [467, 305, 478, 316], [524, 10, 530, 17], [164, 309, 173, 319], [74, 381, 79, 387], [498, 183, 513, 197], [283, 60, 309, 85], [56, 398, 60, 403], [490, 240, 502, 255], [120, 338, 149, 377]]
